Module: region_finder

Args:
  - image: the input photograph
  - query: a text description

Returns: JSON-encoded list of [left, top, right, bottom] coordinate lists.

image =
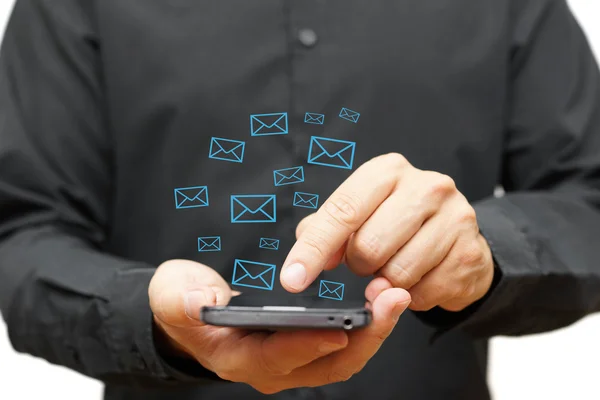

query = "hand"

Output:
[[281, 153, 495, 312], [149, 259, 411, 394]]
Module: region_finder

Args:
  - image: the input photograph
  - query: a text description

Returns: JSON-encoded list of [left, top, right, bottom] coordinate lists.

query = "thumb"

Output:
[[149, 259, 233, 328]]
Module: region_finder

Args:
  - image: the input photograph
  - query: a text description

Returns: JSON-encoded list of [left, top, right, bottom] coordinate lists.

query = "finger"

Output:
[[281, 154, 409, 292], [269, 287, 411, 390], [364, 276, 392, 304], [149, 259, 233, 328], [296, 213, 317, 239], [214, 329, 348, 382], [376, 204, 458, 289], [324, 243, 347, 271], [345, 170, 457, 276], [297, 213, 346, 271], [408, 235, 484, 311]]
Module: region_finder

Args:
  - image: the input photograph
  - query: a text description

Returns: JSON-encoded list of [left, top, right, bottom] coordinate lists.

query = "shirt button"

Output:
[[298, 29, 318, 48]]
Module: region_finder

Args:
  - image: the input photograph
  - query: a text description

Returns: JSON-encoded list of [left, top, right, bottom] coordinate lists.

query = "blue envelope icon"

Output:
[[250, 112, 288, 136], [307, 136, 356, 170], [319, 280, 345, 301], [304, 112, 325, 125], [339, 107, 360, 123], [198, 236, 221, 252], [293, 192, 319, 209], [232, 259, 276, 291], [209, 137, 245, 163], [174, 186, 209, 209], [273, 166, 304, 186], [259, 237, 280, 250], [231, 194, 277, 223]]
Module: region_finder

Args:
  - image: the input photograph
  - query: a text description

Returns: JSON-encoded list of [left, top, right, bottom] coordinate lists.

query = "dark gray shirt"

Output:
[[1, 0, 600, 399]]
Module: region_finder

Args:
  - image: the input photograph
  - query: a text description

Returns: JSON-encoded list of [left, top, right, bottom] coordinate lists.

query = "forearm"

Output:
[[0, 226, 217, 386], [471, 191, 600, 334]]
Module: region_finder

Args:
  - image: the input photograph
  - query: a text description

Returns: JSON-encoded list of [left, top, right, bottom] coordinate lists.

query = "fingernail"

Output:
[[318, 342, 345, 354], [184, 290, 208, 320], [392, 301, 409, 322], [281, 263, 306, 290]]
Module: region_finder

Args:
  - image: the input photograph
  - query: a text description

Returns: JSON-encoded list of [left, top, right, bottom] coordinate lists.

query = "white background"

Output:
[[1, 1, 599, 399]]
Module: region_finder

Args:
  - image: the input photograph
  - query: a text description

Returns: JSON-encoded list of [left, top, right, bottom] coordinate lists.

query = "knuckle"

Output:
[[381, 152, 409, 170], [351, 231, 387, 267], [426, 172, 456, 198], [449, 282, 468, 299], [327, 368, 356, 384], [301, 231, 332, 261], [382, 261, 418, 288], [251, 383, 282, 395], [427, 281, 446, 298], [461, 281, 477, 300], [457, 205, 478, 226], [214, 366, 241, 383], [458, 243, 485, 266], [409, 290, 436, 311], [408, 292, 424, 310], [324, 191, 363, 228], [411, 300, 435, 312]]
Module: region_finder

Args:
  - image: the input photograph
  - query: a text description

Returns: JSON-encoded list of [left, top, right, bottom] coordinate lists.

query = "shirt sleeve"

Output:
[[0, 0, 219, 385], [415, 0, 600, 338]]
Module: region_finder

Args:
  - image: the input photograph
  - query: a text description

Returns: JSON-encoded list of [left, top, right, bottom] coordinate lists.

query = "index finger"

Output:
[[280, 154, 405, 292]]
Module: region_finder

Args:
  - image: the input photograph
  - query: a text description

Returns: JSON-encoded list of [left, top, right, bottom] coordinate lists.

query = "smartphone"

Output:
[[200, 305, 372, 330]]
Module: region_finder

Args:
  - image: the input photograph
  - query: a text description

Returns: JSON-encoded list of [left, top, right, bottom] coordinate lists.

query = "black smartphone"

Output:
[[200, 305, 371, 330]]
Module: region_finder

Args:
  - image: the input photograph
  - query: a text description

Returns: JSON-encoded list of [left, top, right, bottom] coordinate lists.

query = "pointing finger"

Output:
[[281, 154, 408, 292]]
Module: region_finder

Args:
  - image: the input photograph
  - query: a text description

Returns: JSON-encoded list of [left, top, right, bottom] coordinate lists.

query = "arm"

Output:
[[0, 0, 216, 384], [0, 2, 412, 392], [417, 0, 600, 337], [278, 0, 600, 340]]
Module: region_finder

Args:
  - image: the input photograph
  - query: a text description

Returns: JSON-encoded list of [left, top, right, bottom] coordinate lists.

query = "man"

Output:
[[1, 0, 600, 399]]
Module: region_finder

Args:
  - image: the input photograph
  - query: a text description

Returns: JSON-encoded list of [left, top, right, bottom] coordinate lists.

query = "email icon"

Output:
[[232, 259, 276, 291], [293, 192, 319, 209], [209, 137, 245, 163], [250, 112, 288, 136], [304, 112, 325, 125], [273, 166, 304, 187], [339, 107, 360, 123], [307, 136, 356, 170], [198, 236, 221, 252], [259, 237, 280, 250], [174, 186, 209, 209], [231, 194, 277, 223], [318, 280, 345, 301]]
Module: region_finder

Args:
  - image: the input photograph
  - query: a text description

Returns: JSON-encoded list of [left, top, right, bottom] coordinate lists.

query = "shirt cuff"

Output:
[[106, 267, 224, 384]]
